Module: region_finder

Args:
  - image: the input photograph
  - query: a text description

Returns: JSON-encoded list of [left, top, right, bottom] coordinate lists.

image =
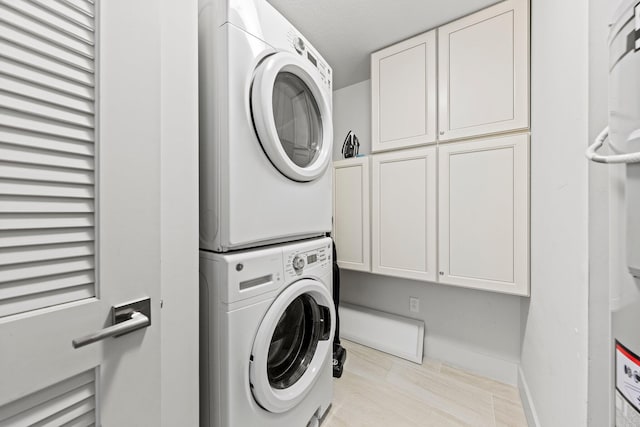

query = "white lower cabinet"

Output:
[[333, 157, 370, 272], [371, 147, 437, 281], [438, 134, 530, 295]]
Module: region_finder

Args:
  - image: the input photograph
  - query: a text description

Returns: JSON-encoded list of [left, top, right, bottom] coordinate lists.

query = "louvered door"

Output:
[[0, 0, 96, 318], [0, 0, 163, 425]]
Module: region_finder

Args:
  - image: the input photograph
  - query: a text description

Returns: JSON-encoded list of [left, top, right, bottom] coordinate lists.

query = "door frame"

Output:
[[158, 0, 199, 425]]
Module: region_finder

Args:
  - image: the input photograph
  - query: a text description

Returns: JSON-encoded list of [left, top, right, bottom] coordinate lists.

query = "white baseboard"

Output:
[[424, 336, 519, 385], [518, 366, 541, 427], [339, 303, 424, 363]]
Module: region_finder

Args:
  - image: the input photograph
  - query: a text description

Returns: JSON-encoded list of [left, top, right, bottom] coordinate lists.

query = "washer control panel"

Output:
[[292, 255, 306, 271], [285, 242, 330, 278]]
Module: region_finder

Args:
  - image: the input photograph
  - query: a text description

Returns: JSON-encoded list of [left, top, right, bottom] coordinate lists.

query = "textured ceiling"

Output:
[[268, 0, 499, 90]]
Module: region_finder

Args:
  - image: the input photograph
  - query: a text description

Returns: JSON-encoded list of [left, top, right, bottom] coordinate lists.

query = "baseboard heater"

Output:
[[338, 302, 424, 364]]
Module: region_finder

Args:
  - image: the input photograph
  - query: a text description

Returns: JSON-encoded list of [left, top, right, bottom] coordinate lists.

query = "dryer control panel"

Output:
[[286, 30, 332, 92], [284, 239, 331, 279]]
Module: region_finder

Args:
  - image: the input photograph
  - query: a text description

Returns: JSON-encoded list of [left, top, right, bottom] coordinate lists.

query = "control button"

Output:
[[292, 255, 305, 271], [293, 37, 305, 54]]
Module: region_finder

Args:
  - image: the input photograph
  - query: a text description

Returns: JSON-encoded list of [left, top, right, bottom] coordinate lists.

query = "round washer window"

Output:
[[249, 277, 335, 413], [267, 294, 322, 389], [272, 72, 323, 169]]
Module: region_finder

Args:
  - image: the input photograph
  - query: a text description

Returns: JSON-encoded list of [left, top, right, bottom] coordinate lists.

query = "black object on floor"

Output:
[[333, 343, 347, 378], [330, 237, 347, 378]]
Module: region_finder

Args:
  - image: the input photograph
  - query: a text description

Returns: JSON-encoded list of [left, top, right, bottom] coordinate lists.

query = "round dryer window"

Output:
[[250, 279, 335, 413], [252, 52, 333, 182], [272, 73, 322, 169]]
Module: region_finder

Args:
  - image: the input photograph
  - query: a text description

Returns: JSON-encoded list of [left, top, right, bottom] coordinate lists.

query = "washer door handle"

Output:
[[319, 305, 332, 341]]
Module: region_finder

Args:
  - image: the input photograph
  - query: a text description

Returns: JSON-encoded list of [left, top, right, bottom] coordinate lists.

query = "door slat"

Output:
[[0, 228, 94, 249]]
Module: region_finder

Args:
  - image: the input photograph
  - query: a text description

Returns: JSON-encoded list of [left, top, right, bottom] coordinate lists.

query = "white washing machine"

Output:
[[200, 237, 335, 427], [198, 0, 334, 252]]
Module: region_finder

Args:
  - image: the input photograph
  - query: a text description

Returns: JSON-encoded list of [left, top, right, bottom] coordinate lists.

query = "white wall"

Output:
[[519, 0, 590, 425], [333, 81, 523, 385], [332, 80, 371, 161], [160, 0, 199, 425], [587, 0, 616, 424], [340, 271, 523, 384]]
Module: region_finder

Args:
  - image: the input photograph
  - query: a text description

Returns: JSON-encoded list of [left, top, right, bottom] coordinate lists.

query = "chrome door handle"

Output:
[[72, 298, 151, 349]]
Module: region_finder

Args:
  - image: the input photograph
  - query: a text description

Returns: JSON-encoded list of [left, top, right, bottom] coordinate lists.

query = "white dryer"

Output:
[[200, 237, 335, 427], [198, 0, 334, 252]]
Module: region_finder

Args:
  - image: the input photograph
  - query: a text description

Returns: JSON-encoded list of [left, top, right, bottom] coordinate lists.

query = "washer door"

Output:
[[250, 279, 335, 413], [251, 52, 333, 182]]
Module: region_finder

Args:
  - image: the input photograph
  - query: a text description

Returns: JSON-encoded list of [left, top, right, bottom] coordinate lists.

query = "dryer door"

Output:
[[250, 278, 335, 413], [251, 52, 333, 182]]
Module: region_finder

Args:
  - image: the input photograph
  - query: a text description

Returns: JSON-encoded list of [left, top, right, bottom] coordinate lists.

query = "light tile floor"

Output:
[[322, 340, 528, 427]]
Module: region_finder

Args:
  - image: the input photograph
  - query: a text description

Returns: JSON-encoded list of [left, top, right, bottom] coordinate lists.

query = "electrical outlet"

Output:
[[409, 297, 419, 313]]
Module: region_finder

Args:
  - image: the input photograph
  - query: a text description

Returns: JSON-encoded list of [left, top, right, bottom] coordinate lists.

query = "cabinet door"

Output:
[[438, 0, 529, 142], [371, 147, 437, 281], [333, 158, 370, 271], [438, 134, 529, 295], [371, 30, 437, 152]]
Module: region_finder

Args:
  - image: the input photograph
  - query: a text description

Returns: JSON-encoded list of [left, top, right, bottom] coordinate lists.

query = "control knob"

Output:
[[293, 37, 305, 54], [292, 255, 305, 271]]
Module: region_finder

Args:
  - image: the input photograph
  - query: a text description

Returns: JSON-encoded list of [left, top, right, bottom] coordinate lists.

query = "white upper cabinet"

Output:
[[371, 147, 437, 281], [438, 134, 529, 295], [438, 0, 529, 142], [334, 0, 532, 295], [333, 157, 370, 272], [371, 30, 437, 152]]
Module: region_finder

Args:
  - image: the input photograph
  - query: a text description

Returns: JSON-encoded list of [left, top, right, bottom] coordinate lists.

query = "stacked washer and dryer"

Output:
[[198, 1, 336, 426]]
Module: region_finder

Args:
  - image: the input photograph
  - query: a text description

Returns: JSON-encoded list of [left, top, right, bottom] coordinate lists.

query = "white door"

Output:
[[251, 52, 333, 182], [438, 134, 530, 295], [371, 30, 437, 152], [371, 146, 437, 282], [438, 0, 529, 142], [0, 1, 165, 424], [332, 157, 370, 272]]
